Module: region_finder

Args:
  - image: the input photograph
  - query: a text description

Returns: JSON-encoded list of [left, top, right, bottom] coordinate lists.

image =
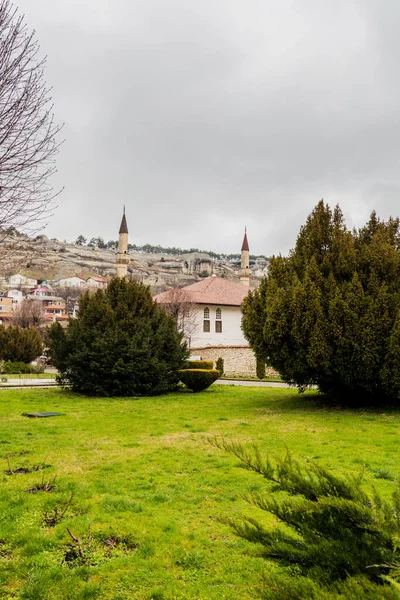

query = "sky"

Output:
[[16, 0, 400, 256]]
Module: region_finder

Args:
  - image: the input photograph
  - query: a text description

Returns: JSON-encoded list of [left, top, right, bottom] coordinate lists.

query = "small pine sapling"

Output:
[[207, 437, 400, 595]]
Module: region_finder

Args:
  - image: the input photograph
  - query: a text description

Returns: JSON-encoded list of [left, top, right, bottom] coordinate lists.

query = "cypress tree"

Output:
[[242, 201, 400, 404], [48, 278, 189, 396]]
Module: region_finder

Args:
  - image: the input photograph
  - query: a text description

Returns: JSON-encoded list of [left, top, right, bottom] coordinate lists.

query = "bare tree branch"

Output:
[[161, 287, 197, 344], [0, 0, 63, 241]]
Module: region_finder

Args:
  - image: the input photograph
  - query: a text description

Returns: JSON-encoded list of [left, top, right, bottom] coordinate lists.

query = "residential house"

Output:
[[86, 275, 107, 288], [55, 276, 86, 288], [26, 285, 54, 298], [7, 289, 23, 310], [0, 293, 13, 313], [7, 274, 37, 288]]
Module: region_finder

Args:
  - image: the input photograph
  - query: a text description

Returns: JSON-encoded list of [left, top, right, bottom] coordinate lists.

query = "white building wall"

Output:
[[56, 277, 85, 288], [188, 304, 246, 348]]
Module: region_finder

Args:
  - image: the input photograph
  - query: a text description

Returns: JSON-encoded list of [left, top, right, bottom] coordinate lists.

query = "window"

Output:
[[215, 307, 222, 333], [203, 307, 210, 332]]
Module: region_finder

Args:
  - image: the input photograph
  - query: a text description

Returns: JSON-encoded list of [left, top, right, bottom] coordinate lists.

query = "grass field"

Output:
[[0, 385, 399, 599]]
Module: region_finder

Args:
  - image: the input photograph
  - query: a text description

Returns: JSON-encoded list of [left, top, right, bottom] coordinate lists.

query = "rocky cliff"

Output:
[[0, 232, 268, 291]]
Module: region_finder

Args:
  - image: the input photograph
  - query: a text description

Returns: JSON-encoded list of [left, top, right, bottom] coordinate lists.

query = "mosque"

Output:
[[116, 209, 260, 377]]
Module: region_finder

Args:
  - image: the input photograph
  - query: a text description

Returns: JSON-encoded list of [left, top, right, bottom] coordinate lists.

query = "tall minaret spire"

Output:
[[116, 207, 129, 278], [239, 227, 251, 286]]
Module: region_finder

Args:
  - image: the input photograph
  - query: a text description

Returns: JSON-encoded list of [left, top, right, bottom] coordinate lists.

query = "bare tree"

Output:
[[14, 298, 44, 328], [161, 287, 197, 346], [0, 0, 62, 239]]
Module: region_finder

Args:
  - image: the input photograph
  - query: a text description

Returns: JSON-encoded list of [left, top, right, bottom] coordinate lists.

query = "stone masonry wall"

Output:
[[190, 345, 279, 378]]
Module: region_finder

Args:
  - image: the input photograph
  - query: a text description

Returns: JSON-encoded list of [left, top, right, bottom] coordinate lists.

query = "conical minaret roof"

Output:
[[119, 207, 128, 234], [241, 228, 249, 252]]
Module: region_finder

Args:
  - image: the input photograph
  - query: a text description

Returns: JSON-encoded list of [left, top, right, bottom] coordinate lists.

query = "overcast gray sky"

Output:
[[17, 0, 400, 256]]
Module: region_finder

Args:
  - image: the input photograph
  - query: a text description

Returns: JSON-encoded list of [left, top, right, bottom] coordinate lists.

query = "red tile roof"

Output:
[[155, 276, 250, 307]]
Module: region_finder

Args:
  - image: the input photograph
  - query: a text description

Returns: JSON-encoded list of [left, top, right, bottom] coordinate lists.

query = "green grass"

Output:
[[0, 385, 400, 599]]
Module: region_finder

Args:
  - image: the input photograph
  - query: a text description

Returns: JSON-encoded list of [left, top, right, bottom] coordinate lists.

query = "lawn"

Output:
[[0, 385, 399, 599]]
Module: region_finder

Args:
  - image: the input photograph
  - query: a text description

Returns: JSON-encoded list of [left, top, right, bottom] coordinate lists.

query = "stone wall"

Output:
[[190, 345, 279, 378]]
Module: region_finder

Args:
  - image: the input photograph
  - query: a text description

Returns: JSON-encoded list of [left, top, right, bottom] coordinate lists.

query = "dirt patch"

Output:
[[5, 463, 51, 475]]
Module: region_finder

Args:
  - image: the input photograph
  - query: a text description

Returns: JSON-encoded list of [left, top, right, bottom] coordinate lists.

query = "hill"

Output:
[[0, 231, 268, 291]]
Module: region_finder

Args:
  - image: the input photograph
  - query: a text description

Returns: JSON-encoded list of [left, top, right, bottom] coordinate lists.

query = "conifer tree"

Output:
[[242, 201, 400, 403], [209, 438, 400, 599], [47, 278, 188, 396], [0, 325, 42, 363]]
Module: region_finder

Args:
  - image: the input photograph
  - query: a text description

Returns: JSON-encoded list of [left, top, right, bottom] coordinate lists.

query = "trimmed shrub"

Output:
[[185, 360, 213, 370], [179, 369, 220, 392], [216, 357, 224, 376], [256, 356, 266, 379], [0, 361, 44, 374]]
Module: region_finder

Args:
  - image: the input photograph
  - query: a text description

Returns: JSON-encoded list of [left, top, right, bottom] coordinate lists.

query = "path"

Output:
[[215, 379, 291, 388], [0, 378, 292, 390]]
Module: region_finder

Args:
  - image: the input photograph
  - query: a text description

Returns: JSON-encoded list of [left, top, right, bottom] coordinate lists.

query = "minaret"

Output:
[[116, 206, 129, 278], [239, 227, 251, 287]]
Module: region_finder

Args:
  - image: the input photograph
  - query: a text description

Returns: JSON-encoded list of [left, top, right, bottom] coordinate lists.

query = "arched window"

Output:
[[203, 307, 210, 332], [215, 307, 222, 333]]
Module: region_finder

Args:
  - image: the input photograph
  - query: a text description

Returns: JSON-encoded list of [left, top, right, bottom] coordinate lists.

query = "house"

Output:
[[55, 276, 86, 288], [155, 231, 259, 377], [25, 292, 66, 317], [86, 275, 107, 288], [7, 274, 37, 287], [6, 289, 23, 310], [0, 293, 13, 313], [26, 285, 53, 298]]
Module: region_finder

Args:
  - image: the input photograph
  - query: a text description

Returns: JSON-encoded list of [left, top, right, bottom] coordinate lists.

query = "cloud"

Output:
[[15, 0, 400, 255]]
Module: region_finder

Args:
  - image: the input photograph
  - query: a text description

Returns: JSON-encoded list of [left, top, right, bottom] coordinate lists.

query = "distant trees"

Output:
[[88, 237, 107, 249], [0, 325, 42, 362], [0, 0, 62, 238], [242, 201, 400, 404], [47, 277, 188, 396], [70, 236, 269, 261], [74, 235, 87, 246]]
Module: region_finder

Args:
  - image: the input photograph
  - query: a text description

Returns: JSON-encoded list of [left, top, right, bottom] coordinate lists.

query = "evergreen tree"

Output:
[[242, 201, 400, 404], [0, 326, 42, 363], [209, 438, 400, 599], [47, 278, 188, 396]]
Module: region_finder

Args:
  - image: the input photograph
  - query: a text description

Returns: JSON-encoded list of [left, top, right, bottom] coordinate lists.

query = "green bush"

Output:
[[216, 357, 224, 375], [0, 361, 45, 374], [47, 277, 188, 396], [185, 360, 213, 370], [209, 438, 400, 597], [256, 356, 266, 379], [179, 369, 220, 392]]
